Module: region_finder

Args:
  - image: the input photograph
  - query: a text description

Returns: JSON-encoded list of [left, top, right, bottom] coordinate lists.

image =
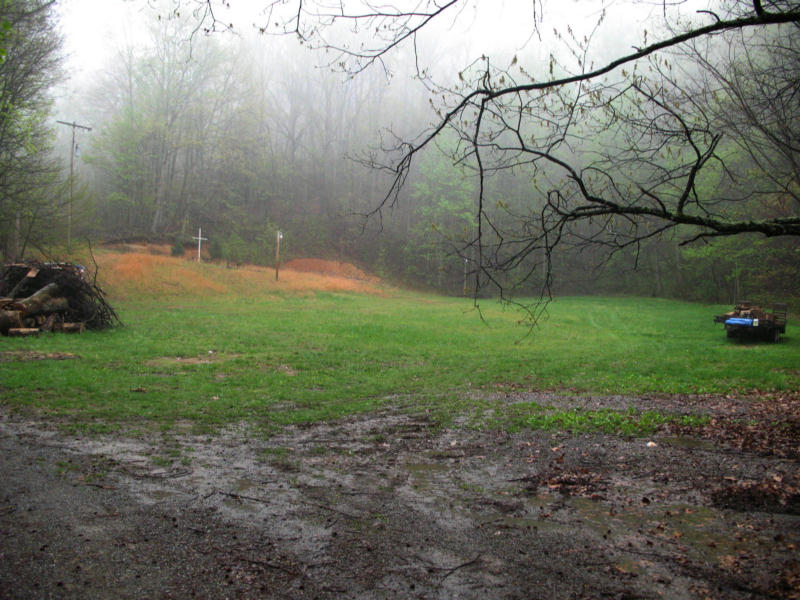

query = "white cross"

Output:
[[192, 228, 208, 262]]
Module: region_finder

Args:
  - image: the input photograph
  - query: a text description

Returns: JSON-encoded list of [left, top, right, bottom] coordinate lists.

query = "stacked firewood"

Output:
[[0, 262, 121, 337]]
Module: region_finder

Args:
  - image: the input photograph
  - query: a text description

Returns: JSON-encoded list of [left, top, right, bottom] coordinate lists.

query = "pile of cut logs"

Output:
[[1, 262, 121, 337]]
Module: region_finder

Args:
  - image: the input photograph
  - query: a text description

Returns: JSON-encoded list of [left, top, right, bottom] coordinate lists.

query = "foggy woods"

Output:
[[1, 0, 798, 303]]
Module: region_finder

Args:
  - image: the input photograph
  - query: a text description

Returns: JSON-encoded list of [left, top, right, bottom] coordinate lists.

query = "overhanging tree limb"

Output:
[[369, 6, 800, 206], [186, 1, 799, 308]]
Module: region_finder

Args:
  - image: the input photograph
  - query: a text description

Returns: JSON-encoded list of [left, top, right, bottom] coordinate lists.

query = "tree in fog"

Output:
[[0, 0, 64, 260], [185, 0, 799, 305], [85, 18, 429, 267], [88, 17, 246, 237]]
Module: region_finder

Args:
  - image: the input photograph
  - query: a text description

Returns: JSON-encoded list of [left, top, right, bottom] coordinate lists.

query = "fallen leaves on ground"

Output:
[[664, 392, 800, 458]]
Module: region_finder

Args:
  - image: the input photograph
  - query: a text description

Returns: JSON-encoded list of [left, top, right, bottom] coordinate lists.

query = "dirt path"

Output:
[[1, 394, 799, 599]]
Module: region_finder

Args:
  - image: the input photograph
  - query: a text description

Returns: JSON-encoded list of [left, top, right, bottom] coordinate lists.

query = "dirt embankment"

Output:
[[88, 249, 388, 300], [1, 392, 799, 599], [282, 259, 379, 282]]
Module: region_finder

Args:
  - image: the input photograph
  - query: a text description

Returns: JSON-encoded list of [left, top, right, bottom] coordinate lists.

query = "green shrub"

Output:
[[224, 234, 248, 265], [209, 238, 224, 260]]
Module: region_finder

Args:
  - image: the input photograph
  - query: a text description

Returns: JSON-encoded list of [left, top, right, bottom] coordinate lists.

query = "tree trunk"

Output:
[[12, 283, 70, 317], [652, 248, 663, 297], [13, 208, 20, 262]]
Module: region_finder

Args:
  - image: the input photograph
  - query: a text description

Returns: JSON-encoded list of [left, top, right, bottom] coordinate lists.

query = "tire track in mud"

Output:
[[1, 397, 799, 599]]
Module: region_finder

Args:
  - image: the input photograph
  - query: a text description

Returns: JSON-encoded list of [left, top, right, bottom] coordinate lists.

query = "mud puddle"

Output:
[[1, 396, 800, 599]]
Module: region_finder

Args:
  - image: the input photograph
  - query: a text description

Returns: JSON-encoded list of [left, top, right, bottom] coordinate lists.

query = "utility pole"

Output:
[[56, 120, 92, 251], [275, 230, 283, 281]]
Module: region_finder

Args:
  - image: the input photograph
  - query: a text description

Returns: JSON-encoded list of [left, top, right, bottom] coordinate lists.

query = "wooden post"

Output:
[[463, 257, 468, 296], [275, 230, 283, 281]]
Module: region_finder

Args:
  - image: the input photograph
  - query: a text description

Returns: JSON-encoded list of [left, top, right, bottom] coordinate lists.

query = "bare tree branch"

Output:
[[182, 1, 799, 314]]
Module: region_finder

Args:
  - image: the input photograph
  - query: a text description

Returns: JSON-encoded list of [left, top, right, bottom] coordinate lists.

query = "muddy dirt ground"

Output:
[[1, 393, 799, 599]]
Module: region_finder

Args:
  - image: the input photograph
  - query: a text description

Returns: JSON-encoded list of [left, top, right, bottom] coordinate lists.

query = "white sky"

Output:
[[55, 0, 711, 75], [53, 0, 715, 110], [56, 0, 145, 76], [49, 0, 714, 172], [56, 0, 280, 74]]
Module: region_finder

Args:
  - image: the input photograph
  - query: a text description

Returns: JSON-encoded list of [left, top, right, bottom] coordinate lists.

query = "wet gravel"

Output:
[[1, 393, 799, 599]]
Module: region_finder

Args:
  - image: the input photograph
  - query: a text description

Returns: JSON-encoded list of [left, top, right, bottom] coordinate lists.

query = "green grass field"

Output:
[[1, 290, 797, 434]]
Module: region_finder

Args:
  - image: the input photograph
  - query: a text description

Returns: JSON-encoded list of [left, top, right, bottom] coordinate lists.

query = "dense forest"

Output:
[[0, 0, 798, 305]]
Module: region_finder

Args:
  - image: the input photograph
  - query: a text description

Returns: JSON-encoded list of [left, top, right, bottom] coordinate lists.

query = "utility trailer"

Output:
[[714, 301, 788, 342]]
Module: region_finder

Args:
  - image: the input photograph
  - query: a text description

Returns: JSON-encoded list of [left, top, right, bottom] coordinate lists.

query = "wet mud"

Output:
[[1, 393, 799, 599]]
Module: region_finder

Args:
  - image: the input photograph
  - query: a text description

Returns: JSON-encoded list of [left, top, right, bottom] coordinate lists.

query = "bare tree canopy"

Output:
[[156, 1, 800, 302]]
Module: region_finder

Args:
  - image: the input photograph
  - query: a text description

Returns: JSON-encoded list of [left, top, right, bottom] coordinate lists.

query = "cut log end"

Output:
[[0, 310, 23, 335]]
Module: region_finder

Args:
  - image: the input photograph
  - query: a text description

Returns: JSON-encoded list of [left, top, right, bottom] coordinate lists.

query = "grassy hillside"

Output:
[[88, 248, 388, 300], [1, 250, 797, 433]]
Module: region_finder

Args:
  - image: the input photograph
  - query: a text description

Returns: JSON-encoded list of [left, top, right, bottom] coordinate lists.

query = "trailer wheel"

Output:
[[772, 328, 780, 343]]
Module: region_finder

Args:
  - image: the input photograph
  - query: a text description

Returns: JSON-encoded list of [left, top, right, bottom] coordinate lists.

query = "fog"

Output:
[[10, 0, 795, 302]]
